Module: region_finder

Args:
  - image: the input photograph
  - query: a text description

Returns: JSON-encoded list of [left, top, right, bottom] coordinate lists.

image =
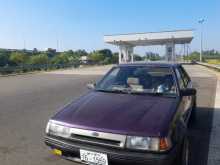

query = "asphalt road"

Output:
[[0, 65, 218, 165]]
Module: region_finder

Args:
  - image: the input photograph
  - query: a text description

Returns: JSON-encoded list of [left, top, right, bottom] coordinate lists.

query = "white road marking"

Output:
[[208, 75, 220, 165]]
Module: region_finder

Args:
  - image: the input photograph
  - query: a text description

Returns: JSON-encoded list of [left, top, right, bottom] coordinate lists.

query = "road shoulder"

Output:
[[208, 68, 220, 165]]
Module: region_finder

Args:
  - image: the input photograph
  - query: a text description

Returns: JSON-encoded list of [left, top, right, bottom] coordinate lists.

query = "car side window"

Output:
[[179, 66, 190, 87], [175, 68, 185, 89]]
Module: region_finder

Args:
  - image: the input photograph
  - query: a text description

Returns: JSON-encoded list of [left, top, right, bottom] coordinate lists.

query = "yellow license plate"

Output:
[[52, 149, 62, 156]]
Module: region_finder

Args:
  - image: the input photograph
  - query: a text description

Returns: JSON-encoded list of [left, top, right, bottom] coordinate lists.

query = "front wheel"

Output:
[[181, 137, 190, 165]]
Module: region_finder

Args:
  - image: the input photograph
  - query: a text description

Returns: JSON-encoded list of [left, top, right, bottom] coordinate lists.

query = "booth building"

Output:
[[104, 30, 193, 63]]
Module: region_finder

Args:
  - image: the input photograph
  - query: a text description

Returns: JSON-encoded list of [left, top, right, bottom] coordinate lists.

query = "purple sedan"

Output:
[[45, 62, 197, 165]]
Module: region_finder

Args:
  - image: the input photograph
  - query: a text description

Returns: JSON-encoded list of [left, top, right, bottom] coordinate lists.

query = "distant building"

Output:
[[5, 48, 33, 53], [81, 56, 88, 64]]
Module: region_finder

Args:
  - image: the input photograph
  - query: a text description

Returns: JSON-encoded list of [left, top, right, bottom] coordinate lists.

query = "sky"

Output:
[[0, 0, 219, 55]]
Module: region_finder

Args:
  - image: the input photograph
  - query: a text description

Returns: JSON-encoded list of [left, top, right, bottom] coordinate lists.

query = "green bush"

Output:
[[206, 59, 220, 65], [29, 54, 49, 65], [0, 53, 9, 67], [51, 53, 69, 65], [184, 51, 220, 62], [9, 52, 29, 65], [88, 51, 105, 64]]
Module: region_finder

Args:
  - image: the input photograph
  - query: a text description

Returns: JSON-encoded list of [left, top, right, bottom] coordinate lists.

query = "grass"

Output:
[[206, 59, 220, 65]]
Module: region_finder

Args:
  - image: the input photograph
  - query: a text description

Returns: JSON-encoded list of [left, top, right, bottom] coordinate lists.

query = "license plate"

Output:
[[80, 149, 108, 165], [52, 149, 62, 156]]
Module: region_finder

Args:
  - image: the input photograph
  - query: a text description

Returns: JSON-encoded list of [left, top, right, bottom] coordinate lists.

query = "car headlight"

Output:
[[126, 136, 172, 152], [45, 120, 71, 138]]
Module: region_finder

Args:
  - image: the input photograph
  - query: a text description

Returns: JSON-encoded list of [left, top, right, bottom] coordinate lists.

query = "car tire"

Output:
[[176, 137, 190, 165]]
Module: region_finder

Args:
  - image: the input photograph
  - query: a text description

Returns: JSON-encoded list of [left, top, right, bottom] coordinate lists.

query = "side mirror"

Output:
[[87, 83, 96, 89], [180, 88, 196, 96]]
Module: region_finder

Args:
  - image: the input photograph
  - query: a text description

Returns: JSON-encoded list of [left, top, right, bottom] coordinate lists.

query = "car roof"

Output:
[[118, 61, 181, 68]]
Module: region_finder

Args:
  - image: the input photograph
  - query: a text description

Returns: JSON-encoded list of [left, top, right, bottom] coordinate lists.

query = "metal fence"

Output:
[[0, 62, 81, 75]]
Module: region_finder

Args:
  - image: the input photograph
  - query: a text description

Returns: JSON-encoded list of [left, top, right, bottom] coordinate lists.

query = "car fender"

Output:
[[169, 99, 188, 145]]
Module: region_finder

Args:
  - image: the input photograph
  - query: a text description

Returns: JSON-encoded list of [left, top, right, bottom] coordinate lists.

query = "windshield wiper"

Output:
[[95, 89, 128, 94], [96, 89, 176, 97], [130, 91, 176, 97]]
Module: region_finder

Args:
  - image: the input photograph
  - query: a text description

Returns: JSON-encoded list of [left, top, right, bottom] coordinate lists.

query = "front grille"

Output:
[[48, 120, 127, 149], [70, 134, 122, 148]]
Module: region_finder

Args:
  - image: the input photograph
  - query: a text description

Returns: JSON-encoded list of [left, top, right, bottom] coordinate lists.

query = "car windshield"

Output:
[[95, 66, 177, 96]]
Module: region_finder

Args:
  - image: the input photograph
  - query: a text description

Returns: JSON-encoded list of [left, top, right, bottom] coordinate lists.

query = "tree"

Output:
[[51, 53, 69, 65], [60, 50, 80, 63], [203, 49, 218, 56], [88, 51, 105, 63], [32, 48, 39, 55], [145, 52, 161, 61], [88, 49, 113, 64], [203, 50, 220, 60], [9, 52, 29, 65], [29, 54, 49, 65], [184, 51, 200, 61], [74, 49, 88, 57], [98, 49, 113, 58], [0, 50, 10, 67], [46, 48, 56, 58], [133, 54, 143, 61], [111, 52, 119, 64]]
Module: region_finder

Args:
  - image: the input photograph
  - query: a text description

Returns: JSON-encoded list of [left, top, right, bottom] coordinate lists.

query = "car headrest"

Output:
[[127, 77, 140, 85]]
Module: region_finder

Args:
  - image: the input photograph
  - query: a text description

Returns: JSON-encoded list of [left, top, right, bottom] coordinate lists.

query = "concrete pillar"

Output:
[[119, 46, 122, 64], [122, 46, 128, 62], [172, 43, 176, 61], [129, 47, 134, 63], [119, 45, 134, 63], [183, 44, 186, 61], [186, 44, 189, 62], [120, 46, 125, 63], [131, 50, 134, 63], [166, 43, 175, 61]]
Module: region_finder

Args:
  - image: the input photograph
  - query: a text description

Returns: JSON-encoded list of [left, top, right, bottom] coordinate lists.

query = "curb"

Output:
[[196, 62, 220, 72], [0, 65, 113, 77], [0, 71, 43, 77]]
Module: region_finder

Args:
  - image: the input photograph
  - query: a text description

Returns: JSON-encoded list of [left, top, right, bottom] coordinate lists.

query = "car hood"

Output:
[[52, 91, 177, 137]]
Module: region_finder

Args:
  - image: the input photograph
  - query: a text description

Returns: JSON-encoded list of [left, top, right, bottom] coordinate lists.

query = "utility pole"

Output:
[[198, 19, 205, 62], [56, 40, 59, 52], [23, 39, 26, 50]]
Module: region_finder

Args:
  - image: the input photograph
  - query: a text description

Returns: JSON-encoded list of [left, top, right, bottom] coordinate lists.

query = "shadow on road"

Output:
[[188, 75, 217, 165], [189, 107, 215, 165]]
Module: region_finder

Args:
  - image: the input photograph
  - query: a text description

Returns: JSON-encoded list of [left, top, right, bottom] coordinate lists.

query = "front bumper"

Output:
[[45, 135, 178, 165]]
